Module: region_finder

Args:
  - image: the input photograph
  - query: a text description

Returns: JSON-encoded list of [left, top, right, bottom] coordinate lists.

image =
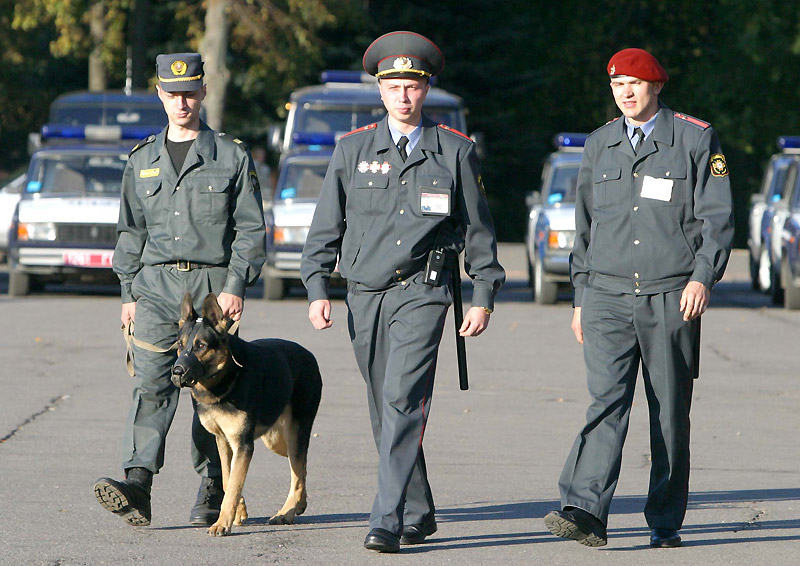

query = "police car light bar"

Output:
[[41, 124, 162, 141], [777, 136, 800, 151], [292, 131, 337, 147], [320, 70, 376, 84], [553, 132, 588, 149]]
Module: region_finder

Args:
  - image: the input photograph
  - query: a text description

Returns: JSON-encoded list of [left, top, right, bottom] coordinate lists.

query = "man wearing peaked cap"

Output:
[[94, 52, 266, 531], [544, 48, 733, 549], [302, 31, 504, 552]]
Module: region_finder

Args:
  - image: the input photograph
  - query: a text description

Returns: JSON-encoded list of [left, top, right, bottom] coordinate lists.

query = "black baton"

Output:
[[450, 254, 469, 390]]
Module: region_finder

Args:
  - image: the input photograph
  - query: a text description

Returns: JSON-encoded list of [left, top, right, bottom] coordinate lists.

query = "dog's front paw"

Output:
[[234, 497, 248, 526], [269, 510, 296, 525], [207, 523, 230, 536]]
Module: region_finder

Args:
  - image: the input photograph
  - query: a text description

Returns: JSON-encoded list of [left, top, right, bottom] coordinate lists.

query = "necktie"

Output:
[[633, 127, 645, 154], [398, 136, 409, 162]]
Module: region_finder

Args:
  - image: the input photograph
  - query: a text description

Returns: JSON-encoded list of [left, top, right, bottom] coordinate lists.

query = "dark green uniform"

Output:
[[113, 122, 265, 477], [301, 114, 505, 536], [562, 104, 733, 529]]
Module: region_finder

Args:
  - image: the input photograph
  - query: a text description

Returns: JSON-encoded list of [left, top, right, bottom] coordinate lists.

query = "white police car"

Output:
[[524, 133, 584, 304], [8, 123, 161, 295]]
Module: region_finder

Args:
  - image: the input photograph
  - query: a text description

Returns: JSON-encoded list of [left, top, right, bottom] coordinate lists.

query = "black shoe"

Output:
[[94, 467, 153, 526], [189, 476, 224, 526], [364, 528, 400, 553], [400, 519, 438, 545], [544, 507, 607, 547], [650, 528, 681, 548]]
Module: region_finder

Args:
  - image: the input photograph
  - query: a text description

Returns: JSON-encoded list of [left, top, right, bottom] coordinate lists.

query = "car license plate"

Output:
[[62, 251, 114, 268]]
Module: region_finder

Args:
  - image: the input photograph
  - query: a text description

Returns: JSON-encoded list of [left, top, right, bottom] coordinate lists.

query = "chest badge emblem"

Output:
[[369, 161, 381, 173], [358, 161, 370, 173], [381, 162, 391, 174]]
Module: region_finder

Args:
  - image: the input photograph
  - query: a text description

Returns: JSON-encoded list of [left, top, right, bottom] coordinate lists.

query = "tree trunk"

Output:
[[201, 0, 231, 131], [88, 1, 108, 91], [129, 0, 150, 90]]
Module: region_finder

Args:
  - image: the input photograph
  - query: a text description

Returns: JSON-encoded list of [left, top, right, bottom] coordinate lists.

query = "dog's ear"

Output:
[[202, 293, 228, 334], [179, 293, 197, 328]]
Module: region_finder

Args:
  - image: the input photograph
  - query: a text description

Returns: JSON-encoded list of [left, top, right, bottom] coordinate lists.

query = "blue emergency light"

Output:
[[553, 132, 588, 149], [41, 123, 162, 141], [292, 131, 337, 147], [777, 136, 800, 151]]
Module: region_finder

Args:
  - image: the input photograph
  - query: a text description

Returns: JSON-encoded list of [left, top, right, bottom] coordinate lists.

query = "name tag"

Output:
[[420, 192, 449, 215], [140, 168, 160, 178], [641, 175, 673, 201]]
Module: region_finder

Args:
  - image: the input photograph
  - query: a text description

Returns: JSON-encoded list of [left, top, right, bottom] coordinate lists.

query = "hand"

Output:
[[680, 281, 710, 321], [217, 292, 244, 321], [121, 302, 136, 327], [459, 307, 490, 337], [571, 307, 583, 344], [309, 299, 333, 330]]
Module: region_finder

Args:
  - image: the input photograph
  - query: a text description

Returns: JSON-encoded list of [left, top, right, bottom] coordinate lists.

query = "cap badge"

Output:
[[393, 57, 413, 70], [358, 161, 370, 173], [609, 64, 616, 75], [170, 60, 187, 76]]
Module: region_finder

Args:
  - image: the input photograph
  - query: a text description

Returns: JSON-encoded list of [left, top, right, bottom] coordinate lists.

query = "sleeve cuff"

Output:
[[690, 263, 716, 289], [305, 275, 330, 303], [222, 275, 247, 298], [470, 283, 496, 311], [573, 286, 584, 307], [120, 283, 134, 303]]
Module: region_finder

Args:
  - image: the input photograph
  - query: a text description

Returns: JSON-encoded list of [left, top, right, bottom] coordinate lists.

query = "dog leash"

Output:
[[122, 319, 241, 377]]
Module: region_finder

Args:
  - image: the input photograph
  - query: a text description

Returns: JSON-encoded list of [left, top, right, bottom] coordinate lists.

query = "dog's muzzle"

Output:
[[172, 350, 203, 388]]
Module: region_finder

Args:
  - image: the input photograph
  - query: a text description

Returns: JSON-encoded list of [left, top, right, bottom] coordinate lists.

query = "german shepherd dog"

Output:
[[171, 293, 322, 536]]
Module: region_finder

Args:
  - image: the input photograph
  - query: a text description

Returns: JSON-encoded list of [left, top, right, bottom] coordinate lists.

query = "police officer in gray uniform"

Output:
[[301, 31, 504, 553], [94, 53, 266, 527], [544, 48, 734, 548]]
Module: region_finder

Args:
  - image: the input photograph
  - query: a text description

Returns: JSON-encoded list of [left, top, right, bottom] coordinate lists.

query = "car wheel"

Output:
[[757, 246, 772, 293], [749, 253, 759, 290], [263, 272, 286, 300], [770, 257, 784, 305], [783, 257, 800, 309], [534, 257, 558, 305], [8, 267, 31, 297], [525, 246, 534, 289]]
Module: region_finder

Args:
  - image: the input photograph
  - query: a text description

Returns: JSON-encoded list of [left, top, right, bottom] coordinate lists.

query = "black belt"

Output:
[[157, 260, 223, 272]]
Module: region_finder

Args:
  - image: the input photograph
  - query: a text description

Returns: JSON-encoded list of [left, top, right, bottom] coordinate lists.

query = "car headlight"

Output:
[[272, 226, 310, 245], [17, 222, 57, 242], [547, 229, 575, 250]]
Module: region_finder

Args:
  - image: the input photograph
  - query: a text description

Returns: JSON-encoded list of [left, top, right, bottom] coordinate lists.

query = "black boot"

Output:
[[189, 476, 224, 526], [94, 467, 153, 526]]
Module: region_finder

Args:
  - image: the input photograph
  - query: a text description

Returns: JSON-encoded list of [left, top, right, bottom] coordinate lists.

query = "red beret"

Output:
[[607, 48, 668, 83]]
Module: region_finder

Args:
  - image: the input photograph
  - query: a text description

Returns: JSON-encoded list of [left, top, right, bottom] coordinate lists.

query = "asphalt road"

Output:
[[0, 245, 797, 566]]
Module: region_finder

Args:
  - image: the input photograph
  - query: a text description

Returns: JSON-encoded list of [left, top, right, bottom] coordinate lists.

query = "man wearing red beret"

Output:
[[544, 48, 734, 548]]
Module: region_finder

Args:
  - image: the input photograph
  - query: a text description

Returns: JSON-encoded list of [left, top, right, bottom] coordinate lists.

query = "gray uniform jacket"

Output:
[[302, 114, 505, 307], [571, 105, 734, 306], [113, 123, 266, 302]]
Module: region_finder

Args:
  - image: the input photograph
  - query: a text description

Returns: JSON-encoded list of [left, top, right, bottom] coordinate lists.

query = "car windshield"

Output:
[[296, 105, 461, 133], [546, 163, 580, 205], [276, 161, 329, 201], [25, 153, 127, 197], [50, 105, 167, 126]]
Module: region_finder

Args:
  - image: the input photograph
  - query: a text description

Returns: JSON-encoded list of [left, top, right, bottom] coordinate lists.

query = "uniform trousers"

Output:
[[121, 264, 225, 478], [558, 285, 698, 530], [346, 273, 451, 535]]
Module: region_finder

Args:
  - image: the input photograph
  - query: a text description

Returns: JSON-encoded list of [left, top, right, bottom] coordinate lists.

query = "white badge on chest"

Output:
[[420, 192, 450, 215], [640, 175, 673, 202]]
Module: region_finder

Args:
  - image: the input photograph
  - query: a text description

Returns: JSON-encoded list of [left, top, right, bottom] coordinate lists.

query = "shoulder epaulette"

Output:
[[129, 134, 156, 157], [217, 132, 249, 151], [341, 123, 378, 139], [589, 116, 619, 136], [674, 112, 710, 130], [437, 123, 472, 141]]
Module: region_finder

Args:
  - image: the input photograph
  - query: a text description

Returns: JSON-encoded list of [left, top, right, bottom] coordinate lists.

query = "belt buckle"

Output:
[[176, 260, 191, 272]]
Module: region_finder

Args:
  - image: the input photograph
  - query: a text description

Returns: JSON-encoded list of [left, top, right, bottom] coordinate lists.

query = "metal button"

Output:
[[146, 190, 150, 195], [401, 281, 407, 286], [396, 269, 402, 274], [635, 289, 641, 294], [634, 272, 639, 278], [397, 276, 403, 282], [433, 180, 438, 185], [176, 186, 180, 190], [635, 282, 640, 287], [396, 240, 401, 245], [174, 211, 180, 216], [208, 185, 213, 191], [666, 171, 671, 177], [401, 180, 407, 185], [634, 240, 640, 245], [602, 174, 607, 179], [633, 206, 639, 211], [399, 209, 405, 215], [368, 181, 373, 186], [633, 172, 639, 178], [174, 236, 180, 241]]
